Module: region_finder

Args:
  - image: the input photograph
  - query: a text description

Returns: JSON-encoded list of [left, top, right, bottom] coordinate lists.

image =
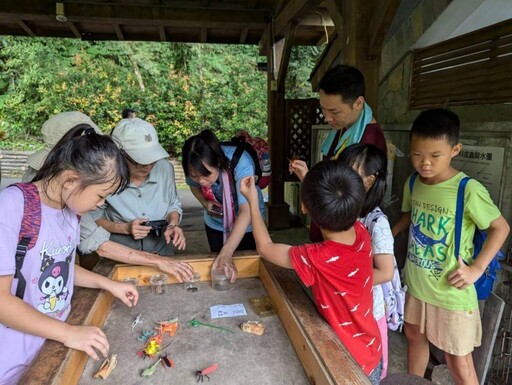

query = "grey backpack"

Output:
[[364, 209, 406, 332]]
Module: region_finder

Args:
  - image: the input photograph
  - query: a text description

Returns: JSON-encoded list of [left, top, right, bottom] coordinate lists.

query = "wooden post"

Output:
[[266, 44, 290, 229], [312, 0, 400, 119]]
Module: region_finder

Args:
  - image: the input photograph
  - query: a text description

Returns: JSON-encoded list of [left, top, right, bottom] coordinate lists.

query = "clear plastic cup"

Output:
[[183, 272, 201, 293], [211, 267, 234, 291], [150, 273, 168, 295], [122, 277, 139, 287]]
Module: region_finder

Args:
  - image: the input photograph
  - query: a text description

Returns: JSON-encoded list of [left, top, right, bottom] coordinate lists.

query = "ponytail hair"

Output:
[[182, 129, 230, 177], [338, 143, 387, 217], [33, 124, 129, 194]]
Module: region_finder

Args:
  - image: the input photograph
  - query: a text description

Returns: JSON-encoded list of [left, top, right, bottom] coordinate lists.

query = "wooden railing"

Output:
[[410, 19, 512, 108]]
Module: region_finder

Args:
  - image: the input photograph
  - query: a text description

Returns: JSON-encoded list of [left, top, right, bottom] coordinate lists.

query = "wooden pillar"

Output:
[[266, 46, 290, 230], [313, 0, 400, 119]]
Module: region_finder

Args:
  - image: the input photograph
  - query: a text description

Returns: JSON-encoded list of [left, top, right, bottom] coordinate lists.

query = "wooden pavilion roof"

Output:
[[0, 0, 334, 47]]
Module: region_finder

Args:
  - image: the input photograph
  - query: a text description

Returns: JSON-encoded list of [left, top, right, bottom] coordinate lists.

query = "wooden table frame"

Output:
[[21, 254, 371, 385]]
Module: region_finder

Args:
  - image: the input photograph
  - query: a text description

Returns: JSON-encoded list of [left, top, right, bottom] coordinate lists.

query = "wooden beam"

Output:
[[300, 10, 333, 27], [16, 18, 34, 37], [367, 0, 401, 60], [240, 28, 248, 44], [310, 34, 343, 90], [324, 0, 343, 38], [260, 0, 322, 59], [273, 0, 324, 38], [277, 22, 297, 90], [200, 26, 207, 43], [113, 23, 124, 41], [67, 21, 81, 39], [0, 1, 269, 29], [158, 25, 167, 42], [310, 2, 383, 115]]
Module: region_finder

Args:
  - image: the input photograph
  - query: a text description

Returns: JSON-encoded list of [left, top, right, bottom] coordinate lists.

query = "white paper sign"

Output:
[[452, 145, 504, 202], [210, 303, 247, 319]]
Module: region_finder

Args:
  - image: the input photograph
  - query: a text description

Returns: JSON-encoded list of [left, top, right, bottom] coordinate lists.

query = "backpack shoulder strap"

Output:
[[454, 177, 470, 260], [408, 172, 418, 194], [229, 144, 245, 173], [10, 183, 42, 299], [364, 209, 387, 234]]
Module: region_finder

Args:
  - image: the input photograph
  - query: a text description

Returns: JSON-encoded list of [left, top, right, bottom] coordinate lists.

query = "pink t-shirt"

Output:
[[0, 186, 78, 385], [289, 221, 382, 375]]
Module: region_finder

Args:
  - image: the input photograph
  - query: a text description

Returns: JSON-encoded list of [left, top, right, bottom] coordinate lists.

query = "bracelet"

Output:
[[167, 224, 178, 229]]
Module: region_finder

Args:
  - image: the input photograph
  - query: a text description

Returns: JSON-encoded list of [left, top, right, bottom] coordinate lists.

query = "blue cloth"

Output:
[[187, 145, 265, 232], [321, 102, 373, 158]]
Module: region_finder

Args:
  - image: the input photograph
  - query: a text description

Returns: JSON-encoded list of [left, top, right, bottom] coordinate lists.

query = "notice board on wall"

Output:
[[452, 145, 505, 203]]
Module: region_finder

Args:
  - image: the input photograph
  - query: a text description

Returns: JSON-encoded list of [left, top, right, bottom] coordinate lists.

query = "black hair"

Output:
[[33, 125, 129, 194], [121, 108, 136, 119], [318, 64, 365, 103], [338, 143, 387, 218], [301, 160, 365, 232], [410, 109, 460, 146], [182, 129, 230, 177]]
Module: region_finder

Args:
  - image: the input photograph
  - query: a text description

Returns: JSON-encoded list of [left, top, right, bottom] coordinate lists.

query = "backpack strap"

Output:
[[229, 143, 245, 174], [364, 209, 387, 234], [10, 183, 42, 299], [408, 171, 418, 194], [454, 176, 470, 260]]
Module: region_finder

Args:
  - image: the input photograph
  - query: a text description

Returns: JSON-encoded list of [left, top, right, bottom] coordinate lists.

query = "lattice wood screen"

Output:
[[283, 98, 324, 182], [410, 19, 512, 109]]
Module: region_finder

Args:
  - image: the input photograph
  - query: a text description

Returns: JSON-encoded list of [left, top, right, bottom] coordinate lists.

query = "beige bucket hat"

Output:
[[27, 111, 101, 170]]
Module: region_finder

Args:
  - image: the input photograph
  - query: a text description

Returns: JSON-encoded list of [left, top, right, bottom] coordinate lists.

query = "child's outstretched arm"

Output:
[[74, 265, 138, 307], [392, 211, 411, 237], [449, 215, 510, 289], [240, 176, 293, 269], [0, 275, 109, 361]]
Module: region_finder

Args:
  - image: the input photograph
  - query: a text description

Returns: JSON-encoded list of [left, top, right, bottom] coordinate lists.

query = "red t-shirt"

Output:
[[309, 122, 387, 242], [289, 222, 382, 375]]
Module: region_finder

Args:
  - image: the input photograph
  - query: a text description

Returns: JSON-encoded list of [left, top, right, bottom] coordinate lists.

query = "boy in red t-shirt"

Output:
[[240, 160, 382, 384]]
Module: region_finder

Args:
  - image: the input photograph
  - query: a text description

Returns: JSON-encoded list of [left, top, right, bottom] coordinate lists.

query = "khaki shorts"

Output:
[[404, 294, 482, 356]]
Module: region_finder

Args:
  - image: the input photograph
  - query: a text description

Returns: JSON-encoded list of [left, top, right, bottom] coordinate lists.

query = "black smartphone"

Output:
[[208, 205, 223, 218]]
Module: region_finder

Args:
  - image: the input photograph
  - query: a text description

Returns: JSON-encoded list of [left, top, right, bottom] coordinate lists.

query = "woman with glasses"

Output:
[[86, 118, 194, 280]]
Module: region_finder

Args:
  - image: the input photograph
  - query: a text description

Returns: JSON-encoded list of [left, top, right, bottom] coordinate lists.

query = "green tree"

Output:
[[0, 37, 320, 152]]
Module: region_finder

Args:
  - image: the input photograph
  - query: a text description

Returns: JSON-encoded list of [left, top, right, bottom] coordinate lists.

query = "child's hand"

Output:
[[240, 176, 258, 202], [288, 159, 309, 182], [108, 281, 139, 307], [63, 325, 109, 361], [448, 256, 481, 289]]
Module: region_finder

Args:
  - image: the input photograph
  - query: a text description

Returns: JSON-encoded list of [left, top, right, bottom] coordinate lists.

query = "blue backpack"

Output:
[[409, 173, 504, 300]]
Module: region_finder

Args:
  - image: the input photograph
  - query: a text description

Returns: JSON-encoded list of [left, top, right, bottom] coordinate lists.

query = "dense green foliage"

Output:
[[0, 37, 318, 152]]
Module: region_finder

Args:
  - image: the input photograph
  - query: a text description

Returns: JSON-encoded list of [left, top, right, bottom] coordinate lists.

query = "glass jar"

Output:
[[183, 271, 201, 293], [150, 273, 168, 295], [211, 267, 234, 291]]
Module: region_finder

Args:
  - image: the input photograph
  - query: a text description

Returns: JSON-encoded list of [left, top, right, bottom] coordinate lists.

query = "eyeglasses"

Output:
[[122, 152, 153, 169]]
